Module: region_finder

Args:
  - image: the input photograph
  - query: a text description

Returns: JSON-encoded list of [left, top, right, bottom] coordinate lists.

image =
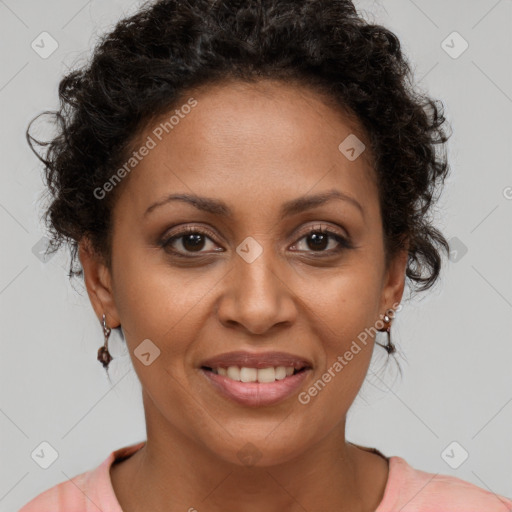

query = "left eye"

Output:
[[292, 228, 350, 253]]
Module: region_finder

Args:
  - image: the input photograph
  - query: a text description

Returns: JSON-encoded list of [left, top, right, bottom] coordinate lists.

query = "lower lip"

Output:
[[200, 368, 311, 407]]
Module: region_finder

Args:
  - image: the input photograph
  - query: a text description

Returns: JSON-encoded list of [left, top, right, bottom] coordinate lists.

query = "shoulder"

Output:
[[17, 441, 145, 512], [17, 469, 97, 512], [377, 456, 512, 512]]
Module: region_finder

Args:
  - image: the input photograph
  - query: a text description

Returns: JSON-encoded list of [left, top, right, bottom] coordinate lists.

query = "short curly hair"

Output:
[[27, 0, 451, 296]]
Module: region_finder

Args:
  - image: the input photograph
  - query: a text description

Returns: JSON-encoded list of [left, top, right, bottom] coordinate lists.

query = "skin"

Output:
[[79, 78, 408, 512]]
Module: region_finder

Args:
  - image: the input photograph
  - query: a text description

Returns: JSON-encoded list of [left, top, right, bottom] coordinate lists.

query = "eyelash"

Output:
[[159, 224, 353, 258]]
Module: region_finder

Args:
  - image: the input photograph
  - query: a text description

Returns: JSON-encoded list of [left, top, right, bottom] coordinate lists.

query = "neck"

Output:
[[110, 394, 388, 512]]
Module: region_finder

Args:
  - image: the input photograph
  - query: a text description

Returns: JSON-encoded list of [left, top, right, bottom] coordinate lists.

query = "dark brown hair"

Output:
[[27, 0, 451, 303]]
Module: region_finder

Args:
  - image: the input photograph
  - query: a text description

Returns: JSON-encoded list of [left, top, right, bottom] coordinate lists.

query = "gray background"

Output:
[[1, 0, 511, 510]]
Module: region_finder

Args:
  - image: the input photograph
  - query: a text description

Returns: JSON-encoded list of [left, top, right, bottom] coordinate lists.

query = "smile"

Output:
[[204, 365, 304, 382], [200, 366, 311, 407]]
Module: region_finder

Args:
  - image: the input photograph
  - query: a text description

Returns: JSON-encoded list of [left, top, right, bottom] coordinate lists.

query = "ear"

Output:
[[78, 237, 120, 328], [379, 242, 409, 314]]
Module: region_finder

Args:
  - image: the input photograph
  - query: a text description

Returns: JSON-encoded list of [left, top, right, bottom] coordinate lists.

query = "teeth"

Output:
[[212, 366, 299, 382], [257, 367, 277, 383], [240, 367, 257, 382], [274, 366, 286, 380], [227, 366, 240, 380]]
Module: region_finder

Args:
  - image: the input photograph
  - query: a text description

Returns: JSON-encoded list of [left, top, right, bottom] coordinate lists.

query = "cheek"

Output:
[[299, 302, 377, 425], [111, 244, 219, 359], [305, 260, 384, 341], [299, 262, 383, 399]]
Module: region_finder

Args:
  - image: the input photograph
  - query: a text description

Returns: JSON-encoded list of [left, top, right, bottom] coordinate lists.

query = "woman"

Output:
[[20, 0, 512, 510]]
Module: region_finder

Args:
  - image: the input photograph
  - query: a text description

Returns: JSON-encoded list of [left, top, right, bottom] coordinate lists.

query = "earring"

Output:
[[97, 314, 113, 368], [376, 308, 396, 355]]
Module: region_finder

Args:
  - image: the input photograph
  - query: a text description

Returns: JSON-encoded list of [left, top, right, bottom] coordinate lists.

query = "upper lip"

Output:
[[200, 351, 313, 370]]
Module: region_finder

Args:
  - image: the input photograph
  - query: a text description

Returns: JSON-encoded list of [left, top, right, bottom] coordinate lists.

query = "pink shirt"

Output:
[[18, 441, 512, 511]]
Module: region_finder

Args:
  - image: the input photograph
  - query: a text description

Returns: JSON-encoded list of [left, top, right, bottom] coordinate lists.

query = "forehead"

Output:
[[117, 79, 378, 219]]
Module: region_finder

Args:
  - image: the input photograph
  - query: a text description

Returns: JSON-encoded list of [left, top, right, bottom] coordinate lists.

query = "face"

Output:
[[80, 79, 407, 466]]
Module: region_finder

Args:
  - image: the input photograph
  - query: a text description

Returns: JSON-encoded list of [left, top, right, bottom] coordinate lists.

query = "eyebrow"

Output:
[[144, 189, 364, 219]]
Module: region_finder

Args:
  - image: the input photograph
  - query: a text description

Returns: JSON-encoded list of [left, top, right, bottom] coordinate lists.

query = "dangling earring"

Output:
[[97, 314, 113, 368], [376, 308, 396, 355]]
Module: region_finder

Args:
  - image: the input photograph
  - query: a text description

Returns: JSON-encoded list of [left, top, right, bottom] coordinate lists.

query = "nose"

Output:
[[215, 243, 298, 335]]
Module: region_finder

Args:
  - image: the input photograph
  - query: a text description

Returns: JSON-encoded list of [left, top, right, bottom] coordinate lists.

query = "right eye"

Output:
[[160, 226, 224, 257]]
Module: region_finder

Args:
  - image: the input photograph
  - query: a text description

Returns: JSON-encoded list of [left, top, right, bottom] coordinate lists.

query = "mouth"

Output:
[[198, 351, 313, 407], [200, 365, 309, 383]]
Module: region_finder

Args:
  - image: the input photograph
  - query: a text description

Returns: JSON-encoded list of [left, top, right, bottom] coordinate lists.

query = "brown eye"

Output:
[[180, 232, 206, 252], [305, 231, 329, 251], [160, 226, 223, 256], [291, 226, 353, 254]]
